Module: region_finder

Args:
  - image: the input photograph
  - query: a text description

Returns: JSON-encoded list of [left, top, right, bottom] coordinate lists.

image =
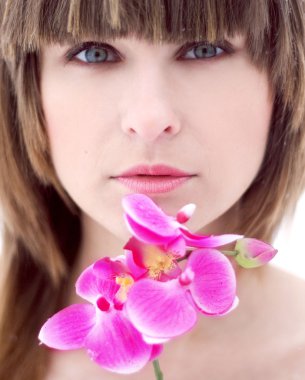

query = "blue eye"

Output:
[[65, 40, 233, 65], [66, 42, 120, 64], [76, 46, 117, 63], [185, 44, 224, 59]]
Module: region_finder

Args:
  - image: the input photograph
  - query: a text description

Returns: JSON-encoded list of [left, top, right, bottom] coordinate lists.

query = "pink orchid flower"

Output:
[[38, 257, 162, 374], [38, 193, 278, 379], [125, 248, 239, 343], [234, 238, 278, 268], [122, 194, 242, 258], [124, 237, 182, 282]]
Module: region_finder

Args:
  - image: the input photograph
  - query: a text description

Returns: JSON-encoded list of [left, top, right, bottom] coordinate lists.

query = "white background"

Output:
[[272, 191, 305, 279]]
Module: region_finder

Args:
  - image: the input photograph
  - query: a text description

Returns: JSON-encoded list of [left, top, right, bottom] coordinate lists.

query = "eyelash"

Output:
[[64, 40, 234, 65]]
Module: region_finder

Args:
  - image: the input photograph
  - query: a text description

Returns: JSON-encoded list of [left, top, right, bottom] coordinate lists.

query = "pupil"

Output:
[[86, 48, 107, 62], [195, 45, 215, 58]]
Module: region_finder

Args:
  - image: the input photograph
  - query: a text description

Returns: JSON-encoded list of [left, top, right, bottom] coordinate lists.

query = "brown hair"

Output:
[[0, 1, 305, 379]]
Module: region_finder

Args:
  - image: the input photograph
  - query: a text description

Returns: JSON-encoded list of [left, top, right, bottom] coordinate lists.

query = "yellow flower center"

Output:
[[115, 275, 134, 302], [145, 246, 175, 279]]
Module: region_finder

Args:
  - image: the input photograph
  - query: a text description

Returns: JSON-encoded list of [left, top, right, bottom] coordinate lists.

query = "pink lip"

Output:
[[117, 164, 192, 177], [112, 164, 195, 194]]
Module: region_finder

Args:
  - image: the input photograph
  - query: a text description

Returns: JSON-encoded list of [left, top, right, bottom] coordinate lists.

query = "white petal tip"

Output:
[[177, 203, 196, 224], [143, 335, 170, 344]]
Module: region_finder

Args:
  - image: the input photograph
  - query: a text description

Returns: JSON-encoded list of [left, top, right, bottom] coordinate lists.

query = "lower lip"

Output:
[[115, 176, 192, 193]]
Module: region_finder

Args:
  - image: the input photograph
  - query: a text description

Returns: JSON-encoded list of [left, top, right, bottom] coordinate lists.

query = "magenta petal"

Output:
[[76, 264, 119, 303], [124, 214, 175, 244], [143, 335, 170, 344], [125, 237, 181, 281], [75, 265, 101, 302], [159, 263, 182, 281], [187, 249, 237, 315], [84, 309, 152, 374], [126, 279, 197, 339], [181, 228, 243, 248], [93, 257, 127, 278], [256, 248, 278, 264], [38, 304, 95, 350], [166, 235, 186, 258], [220, 296, 239, 315], [122, 194, 177, 237], [124, 248, 148, 279], [149, 344, 164, 361], [124, 237, 152, 268]]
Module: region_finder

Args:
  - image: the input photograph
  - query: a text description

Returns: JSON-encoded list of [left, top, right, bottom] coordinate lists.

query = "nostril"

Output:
[[127, 127, 136, 134], [122, 117, 181, 141]]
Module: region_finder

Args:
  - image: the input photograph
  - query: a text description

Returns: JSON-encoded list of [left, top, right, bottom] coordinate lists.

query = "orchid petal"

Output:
[[38, 304, 95, 350], [256, 248, 277, 264], [76, 264, 119, 303], [159, 263, 182, 281], [187, 249, 237, 315], [149, 344, 164, 361], [126, 279, 197, 339], [75, 264, 100, 303], [144, 335, 170, 344], [219, 296, 240, 316], [124, 214, 175, 244], [181, 229, 243, 248], [124, 237, 181, 281], [124, 237, 159, 268], [93, 257, 128, 278], [122, 194, 177, 237], [84, 309, 153, 374], [166, 235, 187, 258], [124, 237, 170, 269], [124, 248, 147, 279]]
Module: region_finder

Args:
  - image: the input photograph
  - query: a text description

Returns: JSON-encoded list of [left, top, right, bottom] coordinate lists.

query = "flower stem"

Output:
[[221, 250, 238, 256], [153, 359, 164, 380]]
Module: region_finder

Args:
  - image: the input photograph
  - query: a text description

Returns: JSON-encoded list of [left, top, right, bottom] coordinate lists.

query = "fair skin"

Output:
[[41, 34, 271, 261], [40, 34, 305, 379]]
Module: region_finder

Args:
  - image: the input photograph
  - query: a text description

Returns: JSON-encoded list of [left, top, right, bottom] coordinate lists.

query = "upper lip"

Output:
[[113, 164, 194, 177]]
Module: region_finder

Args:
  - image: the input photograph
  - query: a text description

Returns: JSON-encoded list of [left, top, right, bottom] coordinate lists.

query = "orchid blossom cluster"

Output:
[[38, 194, 277, 376]]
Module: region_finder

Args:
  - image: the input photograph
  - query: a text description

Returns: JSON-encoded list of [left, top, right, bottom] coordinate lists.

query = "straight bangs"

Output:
[[1, 0, 271, 65]]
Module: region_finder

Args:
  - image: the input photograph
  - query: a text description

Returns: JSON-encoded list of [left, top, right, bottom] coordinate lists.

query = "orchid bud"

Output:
[[176, 203, 196, 224], [234, 238, 278, 268]]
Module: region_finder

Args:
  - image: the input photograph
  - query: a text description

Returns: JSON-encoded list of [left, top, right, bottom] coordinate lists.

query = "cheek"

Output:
[[42, 94, 85, 189], [196, 62, 272, 172], [41, 73, 106, 190], [182, 62, 273, 227], [219, 73, 272, 176]]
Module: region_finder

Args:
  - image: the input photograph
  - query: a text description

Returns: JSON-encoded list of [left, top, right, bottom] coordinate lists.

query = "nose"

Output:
[[120, 68, 182, 143]]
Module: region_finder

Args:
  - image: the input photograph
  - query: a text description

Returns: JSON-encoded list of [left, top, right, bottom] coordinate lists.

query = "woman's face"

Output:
[[40, 34, 273, 242]]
